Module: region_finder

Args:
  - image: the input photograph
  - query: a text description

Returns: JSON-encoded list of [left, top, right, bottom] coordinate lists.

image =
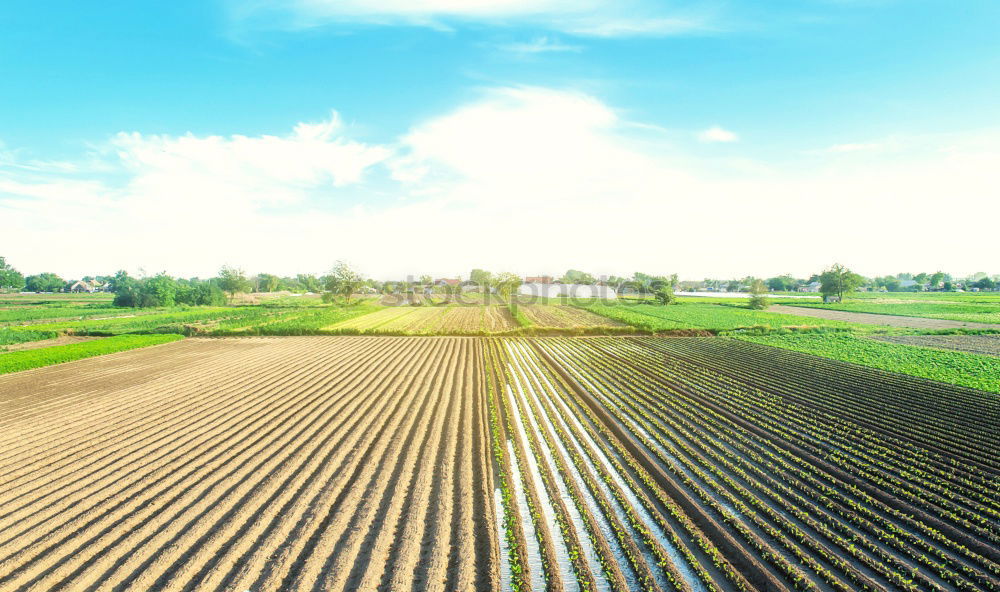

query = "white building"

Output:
[[518, 283, 617, 299]]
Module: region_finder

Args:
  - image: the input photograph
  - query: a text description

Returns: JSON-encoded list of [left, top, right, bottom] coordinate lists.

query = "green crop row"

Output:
[[582, 302, 858, 333], [0, 328, 59, 348], [0, 334, 184, 375], [736, 333, 1000, 393], [795, 301, 1000, 325]]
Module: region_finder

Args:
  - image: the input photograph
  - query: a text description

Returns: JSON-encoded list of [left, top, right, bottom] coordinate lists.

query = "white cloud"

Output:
[[112, 111, 389, 206], [500, 36, 581, 54], [2, 90, 999, 280], [697, 125, 739, 143], [229, 0, 714, 37]]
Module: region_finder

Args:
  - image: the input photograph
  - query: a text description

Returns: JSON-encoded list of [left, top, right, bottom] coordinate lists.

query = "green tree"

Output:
[[217, 265, 251, 301], [296, 274, 322, 293], [819, 263, 863, 302], [256, 273, 280, 293], [766, 274, 797, 292], [491, 272, 522, 301], [748, 279, 769, 310], [144, 273, 178, 307], [324, 260, 364, 304], [929, 271, 946, 290], [653, 284, 676, 305], [560, 269, 597, 285], [469, 269, 492, 291], [975, 277, 996, 290], [0, 257, 25, 292], [24, 272, 65, 292]]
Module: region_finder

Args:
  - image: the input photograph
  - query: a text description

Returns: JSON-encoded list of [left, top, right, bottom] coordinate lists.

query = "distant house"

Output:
[[434, 278, 461, 287], [525, 276, 553, 285], [800, 281, 822, 293], [519, 283, 617, 299], [68, 280, 100, 293]]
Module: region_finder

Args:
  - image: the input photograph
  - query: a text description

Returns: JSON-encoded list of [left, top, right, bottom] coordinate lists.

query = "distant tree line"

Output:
[[3, 253, 997, 307]]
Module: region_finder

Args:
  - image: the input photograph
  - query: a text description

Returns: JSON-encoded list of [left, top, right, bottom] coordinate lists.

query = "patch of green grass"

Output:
[[210, 302, 383, 335], [846, 291, 1000, 303], [583, 302, 860, 333], [25, 307, 234, 335], [0, 328, 59, 347], [734, 332, 1000, 393], [795, 301, 1000, 324], [509, 301, 533, 329], [0, 334, 184, 375], [0, 304, 121, 324]]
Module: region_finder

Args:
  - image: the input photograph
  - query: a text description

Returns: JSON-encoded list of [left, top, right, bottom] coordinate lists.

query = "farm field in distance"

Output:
[[326, 304, 518, 334], [793, 300, 1000, 325], [2, 291, 999, 590]]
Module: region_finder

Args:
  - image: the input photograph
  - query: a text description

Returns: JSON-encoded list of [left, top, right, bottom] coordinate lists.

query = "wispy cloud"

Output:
[[227, 0, 717, 38], [697, 125, 739, 143], [500, 36, 582, 54]]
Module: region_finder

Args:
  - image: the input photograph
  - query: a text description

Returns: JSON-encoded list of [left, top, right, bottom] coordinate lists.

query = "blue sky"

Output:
[[2, 1, 999, 279]]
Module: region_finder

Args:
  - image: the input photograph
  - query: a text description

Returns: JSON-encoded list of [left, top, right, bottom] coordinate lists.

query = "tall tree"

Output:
[[748, 278, 769, 310], [0, 257, 25, 292], [24, 272, 65, 293], [491, 272, 522, 301], [217, 265, 251, 301], [766, 274, 797, 292], [324, 261, 364, 304], [560, 269, 597, 285], [819, 263, 863, 302], [256, 273, 280, 293], [470, 269, 492, 291]]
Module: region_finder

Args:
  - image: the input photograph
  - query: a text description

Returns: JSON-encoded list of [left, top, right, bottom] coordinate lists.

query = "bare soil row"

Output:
[[0, 337, 498, 592]]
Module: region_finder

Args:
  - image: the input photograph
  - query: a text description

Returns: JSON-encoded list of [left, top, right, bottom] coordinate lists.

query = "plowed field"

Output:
[[0, 337, 498, 592], [520, 304, 626, 329], [326, 305, 517, 334], [3, 335, 997, 592]]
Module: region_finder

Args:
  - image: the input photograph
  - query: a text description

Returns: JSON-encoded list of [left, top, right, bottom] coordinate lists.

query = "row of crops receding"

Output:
[[488, 336, 1000, 592], [3, 334, 997, 591]]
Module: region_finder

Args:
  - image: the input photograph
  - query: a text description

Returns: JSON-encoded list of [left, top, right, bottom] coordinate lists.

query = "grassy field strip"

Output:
[[737, 333, 1000, 392], [0, 328, 58, 349], [0, 334, 184, 375], [0, 337, 498, 591], [795, 301, 1000, 325], [583, 303, 858, 333], [22, 307, 234, 334]]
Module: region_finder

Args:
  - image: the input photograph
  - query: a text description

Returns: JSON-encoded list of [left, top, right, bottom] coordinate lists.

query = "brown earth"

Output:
[[328, 306, 518, 334], [0, 336, 498, 592], [768, 304, 1000, 329], [520, 304, 625, 328]]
